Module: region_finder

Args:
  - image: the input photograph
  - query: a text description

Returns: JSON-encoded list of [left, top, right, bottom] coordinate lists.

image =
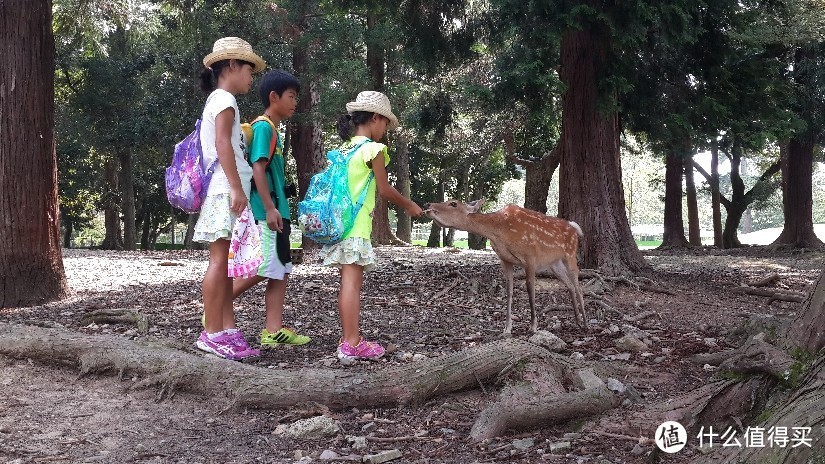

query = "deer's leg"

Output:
[[501, 261, 514, 336], [550, 260, 583, 326], [525, 265, 538, 333]]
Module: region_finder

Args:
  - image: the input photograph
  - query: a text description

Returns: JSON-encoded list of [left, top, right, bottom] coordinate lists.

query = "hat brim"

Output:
[[346, 102, 400, 131], [203, 49, 266, 73]]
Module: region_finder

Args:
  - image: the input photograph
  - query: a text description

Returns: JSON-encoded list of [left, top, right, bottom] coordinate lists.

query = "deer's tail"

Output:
[[568, 221, 583, 238]]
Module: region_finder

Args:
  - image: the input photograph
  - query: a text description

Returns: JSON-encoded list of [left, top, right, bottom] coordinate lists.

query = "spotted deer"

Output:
[[424, 199, 586, 333]]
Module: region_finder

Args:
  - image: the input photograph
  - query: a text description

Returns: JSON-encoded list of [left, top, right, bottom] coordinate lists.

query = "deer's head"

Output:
[[424, 199, 485, 229]]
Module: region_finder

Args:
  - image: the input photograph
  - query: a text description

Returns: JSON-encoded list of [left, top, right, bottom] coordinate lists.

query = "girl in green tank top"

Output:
[[318, 91, 424, 364]]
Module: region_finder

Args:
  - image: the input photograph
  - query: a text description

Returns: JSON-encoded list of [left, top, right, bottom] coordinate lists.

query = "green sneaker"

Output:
[[260, 328, 311, 347]]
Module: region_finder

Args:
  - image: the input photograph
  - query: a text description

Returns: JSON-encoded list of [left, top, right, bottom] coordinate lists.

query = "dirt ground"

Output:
[[1, 245, 822, 464]]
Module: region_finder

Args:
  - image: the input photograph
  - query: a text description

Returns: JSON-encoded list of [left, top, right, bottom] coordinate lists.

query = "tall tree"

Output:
[[1, 0, 69, 307], [772, 45, 825, 248]]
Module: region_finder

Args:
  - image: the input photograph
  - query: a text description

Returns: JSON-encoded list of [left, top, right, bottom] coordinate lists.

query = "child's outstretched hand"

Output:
[[406, 203, 424, 218]]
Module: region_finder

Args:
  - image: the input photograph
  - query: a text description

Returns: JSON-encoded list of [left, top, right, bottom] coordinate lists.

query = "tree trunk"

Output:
[[722, 204, 746, 249], [291, 33, 324, 249], [184, 214, 198, 250], [684, 154, 701, 246], [785, 267, 825, 354], [119, 150, 136, 251], [101, 157, 123, 250], [660, 151, 689, 248], [720, 140, 781, 249], [63, 219, 73, 249], [772, 135, 823, 248], [556, 18, 649, 275], [710, 143, 723, 247], [140, 209, 151, 250], [0, 0, 69, 307], [503, 129, 560, 215], [427, 179, 445, 247], [394, 133, 412, 243]]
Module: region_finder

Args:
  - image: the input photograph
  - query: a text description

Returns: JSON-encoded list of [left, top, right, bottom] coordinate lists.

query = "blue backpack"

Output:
[[298, 139, 374, 244], [165, 119, 218, 213]]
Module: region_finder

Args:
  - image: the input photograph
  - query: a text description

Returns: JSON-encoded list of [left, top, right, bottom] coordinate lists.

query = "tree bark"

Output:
[[184, 213, 199, 250], [504, 131, 560, 215], [556, 16, 649, 275], [684, 154, 701, 246], [119, 150, 136, 250], [63, 219, 73, 249], [0, 323, 546, 411], [290, 15, 324, 250], [785, 267, 825, 354], [660, 151, 689, 248], [101, 157, 123, 250], [771, 135, 823, 249], [710, 143, 723, 247], [394, 133, 412, 243], [0, 0, 69, 307]]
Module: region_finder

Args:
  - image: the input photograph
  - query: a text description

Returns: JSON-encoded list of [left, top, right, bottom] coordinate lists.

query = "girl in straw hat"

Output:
[[321, 91, 424, 364], [193, 37, 266, 360]]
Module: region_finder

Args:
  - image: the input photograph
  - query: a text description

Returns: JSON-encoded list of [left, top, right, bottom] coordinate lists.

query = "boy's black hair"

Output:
[[199, 59, 255, 93], [258, 70, 301, 108], [337, 111, 374, 141]]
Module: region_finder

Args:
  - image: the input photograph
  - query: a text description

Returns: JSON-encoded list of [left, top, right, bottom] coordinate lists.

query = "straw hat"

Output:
[[346, 91, 400, 130], [203, 37, 265, 73]]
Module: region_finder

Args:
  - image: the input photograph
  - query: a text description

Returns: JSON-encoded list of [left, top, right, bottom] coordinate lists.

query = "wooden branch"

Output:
[[623, 310, 660, 323], [746, 273, 780, 288], [733, 286, 806, 303], [0, 323, 549, 411]]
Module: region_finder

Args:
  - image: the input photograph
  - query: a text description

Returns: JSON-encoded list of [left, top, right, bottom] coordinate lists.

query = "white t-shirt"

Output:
[[199, 89, 253, 197]]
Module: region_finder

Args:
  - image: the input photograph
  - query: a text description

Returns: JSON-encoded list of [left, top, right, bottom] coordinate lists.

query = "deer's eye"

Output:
[[449, 201, 458, 207]]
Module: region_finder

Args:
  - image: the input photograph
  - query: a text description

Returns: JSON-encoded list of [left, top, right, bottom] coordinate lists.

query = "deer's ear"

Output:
[[468, 199, 485, 212]]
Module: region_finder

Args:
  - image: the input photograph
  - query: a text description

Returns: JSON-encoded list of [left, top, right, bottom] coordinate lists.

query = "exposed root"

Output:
[[732, 286, 806, 303], [80, 308, 150, 334], [469, 367, 616, 441]]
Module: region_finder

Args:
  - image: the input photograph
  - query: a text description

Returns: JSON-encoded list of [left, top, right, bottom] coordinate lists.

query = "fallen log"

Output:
[[746, 272, 780, 288], [0, 322, 549, 411], [732, 286, 806, 303]]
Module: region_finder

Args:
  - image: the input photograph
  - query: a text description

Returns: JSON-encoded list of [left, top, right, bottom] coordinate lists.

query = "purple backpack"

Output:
[[165, 119, 218, 213]]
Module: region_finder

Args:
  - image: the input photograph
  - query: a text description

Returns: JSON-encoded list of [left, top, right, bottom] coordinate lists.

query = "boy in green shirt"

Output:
[[232, 70, 309, 347]]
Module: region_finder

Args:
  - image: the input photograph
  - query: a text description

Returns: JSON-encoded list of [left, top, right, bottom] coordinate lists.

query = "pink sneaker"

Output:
[[337, 338, 385, 365], [195, 331, 249, 360], [225, 330, 261, 358]]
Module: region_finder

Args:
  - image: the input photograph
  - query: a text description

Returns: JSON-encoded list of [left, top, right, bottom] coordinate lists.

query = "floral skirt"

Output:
[[193, 193, 236, 243], [319, 237, 376, 272]]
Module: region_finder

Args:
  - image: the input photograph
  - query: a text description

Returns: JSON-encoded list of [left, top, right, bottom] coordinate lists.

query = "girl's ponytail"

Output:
[[337, 114, 354, 141], [338, 111, 374, 141], [200, 67, 216, 93]]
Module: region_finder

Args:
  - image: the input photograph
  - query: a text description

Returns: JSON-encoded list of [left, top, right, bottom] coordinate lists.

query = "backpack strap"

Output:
[[248, 116, 284, 202], [249, 116, 279, 167]]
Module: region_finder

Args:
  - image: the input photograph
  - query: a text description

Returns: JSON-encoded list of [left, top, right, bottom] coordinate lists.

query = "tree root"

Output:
[[0, 322, 550, 411], [80, 308, 150, 334], [732, 286, 806, 303], [692, 337, 795, 380], [469, 367, 617, 441]]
